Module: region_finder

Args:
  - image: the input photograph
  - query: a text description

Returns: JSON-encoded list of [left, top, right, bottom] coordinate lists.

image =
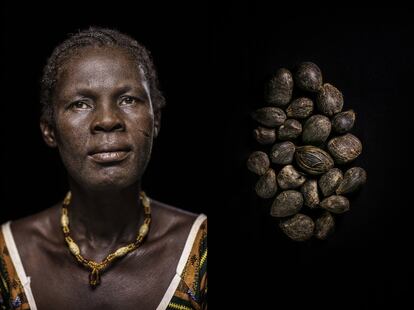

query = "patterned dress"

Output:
[[0, 215, 207, 310]]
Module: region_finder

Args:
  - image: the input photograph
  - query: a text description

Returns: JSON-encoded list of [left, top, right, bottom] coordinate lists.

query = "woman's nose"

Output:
[[91, 103, 125, 133]]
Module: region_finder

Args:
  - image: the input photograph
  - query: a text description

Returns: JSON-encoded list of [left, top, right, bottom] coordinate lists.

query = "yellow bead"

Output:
[[61, 214, 69, 227], [139, 224, 149, 237], [114, 246, 129, 257], [68, 241, 80, 256], [143, 195, 150, 206], [63, 191, 72, 205], [141, 192, 150, 210]]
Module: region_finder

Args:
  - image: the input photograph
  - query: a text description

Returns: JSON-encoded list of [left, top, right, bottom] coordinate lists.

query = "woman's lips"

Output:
[[89, 151, 130, 164]]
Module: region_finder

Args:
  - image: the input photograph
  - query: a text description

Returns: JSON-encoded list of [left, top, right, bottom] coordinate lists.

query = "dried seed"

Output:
[[286, 97, 314, 119], [247, 151, 270, 175], [255, 169, 278, 198], [332, 110, 356, 134], [320, 195, 350, 214], [253, 126, 276, 145], [316, 83, 344, 116], [278, 119, 302, 140], [294, 62, 323, 92], [295, 146, 334, 175], [314, 212, 335, 240], [336, 167, 367, 195], [319, 168, 343, 197], [277, 165, 306, 190], [301, 179, 319, 209], [265, 68, 294, 106], [279, 214, 315, 241], [302, 114, 332, 145], [252, 107, 287, 127], [327, 133, 362, 164], [270, 190, 303, 217], [270, 141, 296, 165]]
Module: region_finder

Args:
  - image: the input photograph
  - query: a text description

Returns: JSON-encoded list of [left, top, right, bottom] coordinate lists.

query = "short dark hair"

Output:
[[40, 26, 165, 125]]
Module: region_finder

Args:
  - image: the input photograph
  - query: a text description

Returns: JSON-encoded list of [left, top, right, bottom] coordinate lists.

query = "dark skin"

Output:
[[11, 47, 197, 310]]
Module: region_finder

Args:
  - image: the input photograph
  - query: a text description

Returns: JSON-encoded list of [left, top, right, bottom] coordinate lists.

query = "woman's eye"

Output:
[[119, 96, 138, 106], [71, 101, 91, 110]]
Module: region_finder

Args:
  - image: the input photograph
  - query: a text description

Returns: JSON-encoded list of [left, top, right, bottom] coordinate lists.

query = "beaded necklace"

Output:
[[60, 191, 151, 288]]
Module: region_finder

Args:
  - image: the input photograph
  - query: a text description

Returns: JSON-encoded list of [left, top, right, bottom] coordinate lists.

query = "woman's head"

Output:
[[40, 27, 165, 127], [40, 27, 164, 192]]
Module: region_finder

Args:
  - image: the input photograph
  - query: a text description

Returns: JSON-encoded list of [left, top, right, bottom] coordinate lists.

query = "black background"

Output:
[[1, 2, 412, 309]]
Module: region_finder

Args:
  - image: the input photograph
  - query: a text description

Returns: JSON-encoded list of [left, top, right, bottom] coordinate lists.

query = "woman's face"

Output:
[[41, 46, 158, 191]]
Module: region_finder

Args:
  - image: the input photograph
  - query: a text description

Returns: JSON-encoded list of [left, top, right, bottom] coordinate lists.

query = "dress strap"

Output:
[[2, 221, 38, 310], [156, 213, 207, 310]]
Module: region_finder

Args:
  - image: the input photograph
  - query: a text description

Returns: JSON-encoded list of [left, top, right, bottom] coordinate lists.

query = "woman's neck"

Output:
[[66, 181, 143, 248]]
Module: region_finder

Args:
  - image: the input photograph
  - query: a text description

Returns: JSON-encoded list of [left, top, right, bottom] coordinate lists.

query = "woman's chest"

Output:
[[22, 243, 180, 310]]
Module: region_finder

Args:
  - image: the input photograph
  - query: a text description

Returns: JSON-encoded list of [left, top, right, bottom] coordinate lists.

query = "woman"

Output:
[[0, 27, 207, 310]]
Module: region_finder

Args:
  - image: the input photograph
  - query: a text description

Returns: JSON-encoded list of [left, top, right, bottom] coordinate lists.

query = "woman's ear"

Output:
[[40, 121, 57, 148], [154, 109, 161, 138]]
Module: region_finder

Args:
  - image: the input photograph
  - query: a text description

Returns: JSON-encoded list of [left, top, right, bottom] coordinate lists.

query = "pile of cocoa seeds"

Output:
[[247, 62, 367, 241]]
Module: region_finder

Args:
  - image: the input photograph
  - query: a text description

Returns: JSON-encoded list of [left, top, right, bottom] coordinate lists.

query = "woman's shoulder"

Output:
[[1, 205, 63, 263], [0, 206, 60, 309], [149, 199, 207, 269], [149, 198, 206, 240], [151, 199, 205, 222], [3, 205, 61, 244]]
